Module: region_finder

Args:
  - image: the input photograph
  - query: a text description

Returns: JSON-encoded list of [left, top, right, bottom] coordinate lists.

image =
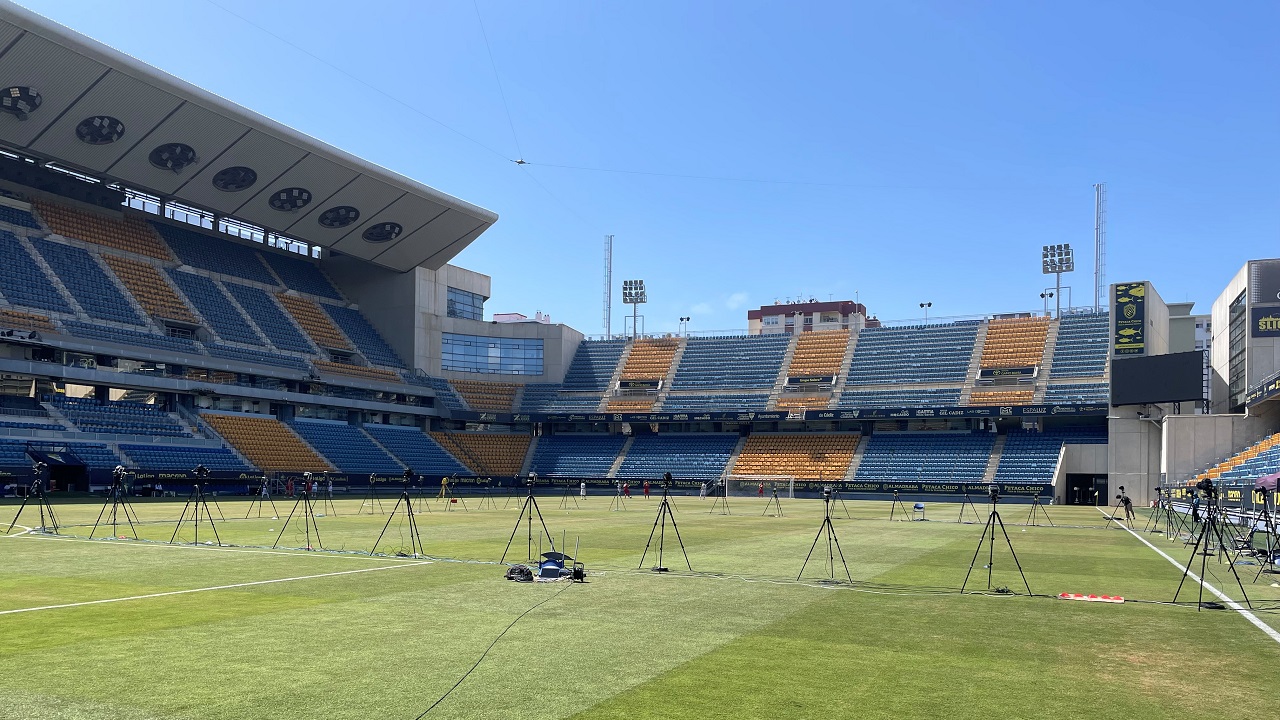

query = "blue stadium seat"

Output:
[[846, 322, 980, 386], [0, 231, 73, 314], [1049, 312, 1110, 379], [616, 434, 737, 480], [119, 444, 253, 472], [402, 372, 468, 411], [259, 252, 343, 300], [288, 419, 403, 474], [221, 282, 314, 354], [0, 204, 42, 230], [661, 393, 770, 412], [0, 439, 121, 470], [671, 335, 790, 390], [1043, 383, 1108, 404], [155, 222, 277, 286], [0, 420, 64, 431], [54, 397, 191, 438], [321, 305, 405, 367], [528, 435, 627, 477], [837, 388, 962, 408], [168, 271, 263, 346], [562, 341, 625, 392], [518, 384, 563, 412], [363, 424, 469, 476], [994, 427, 1107, 483], [30, 238, 145, 326], [205, 344, 310, 372], [61, 321, 203, 354], [855, 431, 995, 482]]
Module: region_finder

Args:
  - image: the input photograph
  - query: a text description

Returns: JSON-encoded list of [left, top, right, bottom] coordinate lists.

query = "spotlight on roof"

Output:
[[0, 86, 41, 120]]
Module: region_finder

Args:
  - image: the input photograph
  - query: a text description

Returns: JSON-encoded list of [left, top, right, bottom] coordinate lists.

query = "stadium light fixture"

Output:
[[623, 279, 647, 339], [679, 316, 690, 337], [1041, 244, 1073, 317], [919, 301, 932, 323]]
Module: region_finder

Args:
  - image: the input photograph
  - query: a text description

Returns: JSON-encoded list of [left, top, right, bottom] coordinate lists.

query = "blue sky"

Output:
[[18, 1, 1279, 334]]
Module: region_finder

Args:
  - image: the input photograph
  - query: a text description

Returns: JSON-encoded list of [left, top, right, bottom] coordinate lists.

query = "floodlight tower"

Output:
[[622, 279, 647, 339], [603, 235, 613, 338], [1041, 244, 1074, 318]]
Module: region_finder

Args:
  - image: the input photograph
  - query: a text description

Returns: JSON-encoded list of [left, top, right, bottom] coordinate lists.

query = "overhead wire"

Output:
[[471, 0, 525, 162]]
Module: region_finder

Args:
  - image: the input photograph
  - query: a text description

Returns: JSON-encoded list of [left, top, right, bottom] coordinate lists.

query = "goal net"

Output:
[[724, 475, 795, 499]]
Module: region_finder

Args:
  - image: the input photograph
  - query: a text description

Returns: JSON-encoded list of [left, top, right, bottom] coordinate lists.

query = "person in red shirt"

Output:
[[643, 480, 651, 499], [286, 478, 294, 497], [623, 481, 631, 498], [758, 482, 765, 498]]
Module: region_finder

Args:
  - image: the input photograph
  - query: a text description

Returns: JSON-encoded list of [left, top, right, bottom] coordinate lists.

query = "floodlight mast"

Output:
[[1041, 244, 1074, 318], [622, 279, 647, 340]]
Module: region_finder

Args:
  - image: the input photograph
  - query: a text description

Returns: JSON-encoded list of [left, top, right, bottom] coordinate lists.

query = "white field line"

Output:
[[0, 561, 430, 616], [1100, 508, 1280, 646], [11, 532, 424, 562], [0, 524, 32, 538]]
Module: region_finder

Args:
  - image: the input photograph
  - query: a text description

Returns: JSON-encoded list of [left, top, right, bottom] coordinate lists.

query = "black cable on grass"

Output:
[[414, 580, 575, 717]]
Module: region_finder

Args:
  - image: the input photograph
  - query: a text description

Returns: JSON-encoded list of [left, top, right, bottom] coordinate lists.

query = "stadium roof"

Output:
[[0, 1, 498, 272]]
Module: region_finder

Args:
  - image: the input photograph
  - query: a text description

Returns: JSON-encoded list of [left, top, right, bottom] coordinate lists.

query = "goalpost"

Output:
[[724, 475, 795, 499]]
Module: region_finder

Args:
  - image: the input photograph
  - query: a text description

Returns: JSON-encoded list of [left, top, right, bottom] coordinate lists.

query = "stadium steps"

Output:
[[359, 426, 410, 472], [119, 389, 154, 404], [844, 434, 870, 481], [981, 433, 1007, 483], [212, 277, 274, 348], [600, 341, 634, 411], [519, 435, 539, 477], [721, 435, 749, 478], [39, 402, 73, 429], [606, 436, 634, 478], [88, 248, 156, 330], [958, 321, 989, 406], [1034, 319, 1060, 403], [511, 385, 526, 413], [829, 331, 860, 403], [434, 428, 493, 476], [652, 337, 687, 410], [766, 333, 802, 409], [17, 235, 88, 320]]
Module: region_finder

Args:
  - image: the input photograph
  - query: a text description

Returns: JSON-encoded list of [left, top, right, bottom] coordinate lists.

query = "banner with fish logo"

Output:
[[1113, 282, 1145, 355]]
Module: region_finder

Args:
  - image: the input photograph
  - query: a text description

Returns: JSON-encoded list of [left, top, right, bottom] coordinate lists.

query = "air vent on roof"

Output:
[[362, 222, 402, 243], [269, 187, 312, 212], [211, 166, 257, 192], [0, 86, 41, 120], [75, 116, 125, 145], [149, 143, 198, 173], [318, 205, 359, 228]]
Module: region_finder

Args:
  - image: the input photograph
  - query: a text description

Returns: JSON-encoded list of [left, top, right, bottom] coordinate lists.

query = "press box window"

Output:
[[447, 287, 486, 321]]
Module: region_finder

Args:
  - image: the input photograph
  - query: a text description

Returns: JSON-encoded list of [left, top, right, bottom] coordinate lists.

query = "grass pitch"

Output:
[[2, 493, 1278, 719]]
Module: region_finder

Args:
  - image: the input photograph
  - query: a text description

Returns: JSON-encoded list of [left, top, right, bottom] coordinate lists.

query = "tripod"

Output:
[[5, 465, 58, 534], [889, 490, 910, 521], [762, 487, 783, 517], [798, 492, 851, 583], [360, 475, 385, 515], [89, 473, 139, 539], [246, 478, 280, 519], [961, 495, 1031, 595], [639, 485, 691, 572], [371, 482, 425, 557], [438, 482, 469, 512], [475, 485, 500, 510], [956, 492, 982, 524], [501, 482, 556, 563], [708, 482, 730, 515], [272, 487, 322, 550], [1103, 496, 1128, 529], [201, 483, 227, 521], [1024, 495, 1054, 527], [558, 483, 580, 510], [169, 484, 222, 546], [1253, 490, 1279, 581], [830, 486, 851, 519], [609, 486, 628, 512], [1174, 494, 1251, 610]]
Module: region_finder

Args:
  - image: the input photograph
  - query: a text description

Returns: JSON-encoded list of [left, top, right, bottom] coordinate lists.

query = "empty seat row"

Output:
[[562, 340, 626, 392], [528, 434, 626, 477], [0, 230, 73, 315], [35, 201, 172, 260], [787, 330, 849, 377], [1049, 312, 1110, 378], [672, 335, 791, 390], [847, 322, 979, 385], [993, 427, 1107, 483], [31, 238, 145, 326], [431, 432, 530, 476], [323, 304, 405, 368], [620, 338, 680, 381], [288, 419, 403, 474], [156, 221, 278, 286], [617, 434, 738, 480], [661, 393, 771, 412], [837, 388, 962, 408], [733, 433, 859, 480], [119, 444, 253, 472], [363, 424, 468, 477], [855, 432, 994, 482], [1043, 383, 1108, 404], [202, 413, 333, 473]]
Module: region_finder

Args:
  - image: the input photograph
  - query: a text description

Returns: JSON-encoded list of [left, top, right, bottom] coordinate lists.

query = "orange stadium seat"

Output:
[[979, 317, 1050, 369], [202, 413, 333, 473], [732, 433, 859, 480], [619, 338, 680, 381], [787, 330, 849, 377], [276, 294, 353, 351], [99, 254, 198, 324], [430, 432, 530, 476], [33, 200, 173, 260], [450, 380, 519, 412]]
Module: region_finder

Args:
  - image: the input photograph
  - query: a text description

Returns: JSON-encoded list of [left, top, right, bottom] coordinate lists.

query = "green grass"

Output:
[[2, 494, 1277, 719]]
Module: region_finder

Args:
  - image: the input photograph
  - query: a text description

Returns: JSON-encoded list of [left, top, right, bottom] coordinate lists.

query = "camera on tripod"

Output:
[[823, 486, 832, 500], [1195, 477, 1217, 499], [402, 468, 415, 483], [988, 483, 1000, 502], [193, 464, 210, 480]]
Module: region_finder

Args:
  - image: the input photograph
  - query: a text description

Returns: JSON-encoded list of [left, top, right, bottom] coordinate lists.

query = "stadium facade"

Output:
[[0, 1, 1278, 511]]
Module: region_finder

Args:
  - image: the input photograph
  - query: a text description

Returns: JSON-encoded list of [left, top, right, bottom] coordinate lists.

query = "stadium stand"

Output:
[[837, 388, 962, 408], [518, 383, 562, 412], [168, 270, 263, 346], [449, 380, 518, 412], [979, 317, 1049, 368], [0, 419, 63, 431], [616, 434, 738, 480], [561, 340, 626, 392], [207, 344, 310, 371], [1044, 383, 1109, 404], [539, 395, 609, 413], [605, 397, 654, 412], [672, 335, 791, 389], [732, 433, 859, 480], [30, 238, 145, 326], [661, 393, 770, 411], [431, 432, 530, 476], [221, 282, 314, 354], [99, 254, 198, 323], [288, 419, 403, 474], [154, 222, 277, 286], [119, 444, 252, 472], [402, 372, 468, 412], [993, 427, 1107, 483], [259, 252, 343, 301], [969, 389, 1036, 407], [276, 294, 352, 350], [855, 432, 995, 482], [846, 322, 980, 385], [0, 231, 74, 314], [313, 360, 402, 383], [33, 201, 171, 260], [363, 424, 469, 477], [322, 305, 405, 367], [620, 338, 680, 380], [0, 203, 41, 229], [0, 308, 55, 333], [1196, 433, 1280, 482], [527, 434, 627, 477], [202, 413, 334, 473], [0, 439, 120, 470], [54, 397, 190, 437], [787, 330, 849, 377], [774, 396, 828, 410], [61, 321, 201, 353], [1049, 312, 1110, 378]]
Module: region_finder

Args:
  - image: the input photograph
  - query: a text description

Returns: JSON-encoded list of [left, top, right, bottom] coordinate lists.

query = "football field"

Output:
[[2, 493, 1277, 719]]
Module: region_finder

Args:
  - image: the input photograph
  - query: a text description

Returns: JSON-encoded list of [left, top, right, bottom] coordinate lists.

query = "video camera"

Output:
[[402, 468, 415, 483], [988, 483, 1000, 502], [823, 486, 832, 500], [1115, 484, 1128, 502], [1195, 477, 1217, 499], [192, 464, 210, 479]]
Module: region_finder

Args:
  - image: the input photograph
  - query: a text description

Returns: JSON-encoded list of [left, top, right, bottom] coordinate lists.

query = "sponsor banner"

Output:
[[787, 375, 835, 386], [978, 366, 1037, 379], [1245, 370, 1280, 407], [619, 379, 661, 389], [803, 404, 1107, 421], [1252, 306, 1280, 338], [1114, 282, 1146, 355], [130, 470, 254, 482], [454, 404, 1107, 424]]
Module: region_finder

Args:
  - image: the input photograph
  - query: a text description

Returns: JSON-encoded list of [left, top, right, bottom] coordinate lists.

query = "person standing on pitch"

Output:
[[1121, 491, 1135, 522], [326, 478, 333, 499], [580, 481, 586, 498], [758, 482, 765, 498], [286, 478, 294, 497], [643, 480, 651, 499], [699, 482, 707, 499], [623, 481, 631, 498]]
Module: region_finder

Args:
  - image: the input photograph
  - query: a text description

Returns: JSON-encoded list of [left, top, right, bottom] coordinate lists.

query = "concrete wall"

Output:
[[421, 314, 584, 384], [1055, 443, 1108, 504], [1209, 264, 1246, 412], [1161, 412, 1276, 485], [1107, 416, 1163, 507], [1144, 281, 1171, 357], [324, 260, 419, 368]]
